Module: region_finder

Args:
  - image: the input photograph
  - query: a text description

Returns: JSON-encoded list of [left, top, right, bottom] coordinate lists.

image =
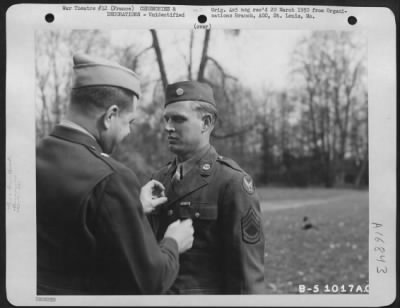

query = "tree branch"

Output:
[[207, 56, 238, 82], [150, 29, 168, 91], [197, 30, 211, 81], [131, 45, 153, 70], [188, 31, 194, 80]]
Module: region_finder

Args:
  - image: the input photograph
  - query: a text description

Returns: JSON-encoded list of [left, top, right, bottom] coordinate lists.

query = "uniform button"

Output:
[[202, 163, 211, 170], [194, 212, 200, 218], [167, 209, 174, 216]]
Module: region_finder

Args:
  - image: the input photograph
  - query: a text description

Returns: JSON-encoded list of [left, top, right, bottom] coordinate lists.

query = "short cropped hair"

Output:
[[191, 101, 218, 126], [70, 86, 136, 115]]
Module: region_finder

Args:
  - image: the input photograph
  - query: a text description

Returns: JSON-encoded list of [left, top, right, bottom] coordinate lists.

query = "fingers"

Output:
[[182, 219, 194, 237], [142, 179, 165, 191], [187, 239, 194, 249], [145, 179, 165, 190], [151, 180, 165, 190], [181, 218, 193, 226], [148, 180, 166, 199], [169, 219, 180, 227], [151, 196, 168, 207]]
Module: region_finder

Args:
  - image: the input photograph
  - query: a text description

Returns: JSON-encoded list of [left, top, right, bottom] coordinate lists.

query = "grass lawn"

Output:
[[258, 187, 369, 294]]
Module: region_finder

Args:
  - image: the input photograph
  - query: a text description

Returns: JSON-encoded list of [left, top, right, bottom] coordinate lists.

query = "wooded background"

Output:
[[35, 29, 368, 187]]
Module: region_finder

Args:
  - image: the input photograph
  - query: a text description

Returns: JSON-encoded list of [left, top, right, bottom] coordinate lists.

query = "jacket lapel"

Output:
[[163, 146, 219, 207], [162, 163, 177, 198]]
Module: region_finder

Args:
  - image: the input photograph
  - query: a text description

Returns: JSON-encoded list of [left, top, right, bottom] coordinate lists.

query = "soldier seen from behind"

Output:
[[36, 54, 194, 295]]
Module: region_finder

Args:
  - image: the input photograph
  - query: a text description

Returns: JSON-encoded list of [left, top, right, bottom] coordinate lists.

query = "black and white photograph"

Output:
[[34, 28, 369, 295], [5, 4, 396, 307]]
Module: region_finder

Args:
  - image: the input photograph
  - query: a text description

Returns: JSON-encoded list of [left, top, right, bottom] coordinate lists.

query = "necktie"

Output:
[[172, 164, 183, 182]]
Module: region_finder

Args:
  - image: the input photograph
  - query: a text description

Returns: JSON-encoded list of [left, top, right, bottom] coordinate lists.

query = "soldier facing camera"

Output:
[[148, 81, 265, 294]]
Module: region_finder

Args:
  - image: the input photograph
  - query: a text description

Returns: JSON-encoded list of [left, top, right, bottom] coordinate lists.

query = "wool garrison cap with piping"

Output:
[[165, 81, 215, 107], [72, 53, 141, 98]]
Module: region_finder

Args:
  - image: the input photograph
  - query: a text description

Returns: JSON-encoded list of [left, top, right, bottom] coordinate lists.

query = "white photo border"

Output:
[[5, 4, 397, 306]]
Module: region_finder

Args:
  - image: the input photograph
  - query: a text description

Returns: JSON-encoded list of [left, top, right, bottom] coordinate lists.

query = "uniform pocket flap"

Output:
[[193, 204, 218, 220]]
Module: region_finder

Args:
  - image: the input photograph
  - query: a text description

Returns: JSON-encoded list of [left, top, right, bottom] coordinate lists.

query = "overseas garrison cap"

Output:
[[165, 81, 215, 107], [72, 53, 141, 98]]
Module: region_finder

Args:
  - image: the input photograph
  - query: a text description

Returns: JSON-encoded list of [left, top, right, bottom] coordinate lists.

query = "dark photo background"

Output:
[[35, 29, 369, 293]]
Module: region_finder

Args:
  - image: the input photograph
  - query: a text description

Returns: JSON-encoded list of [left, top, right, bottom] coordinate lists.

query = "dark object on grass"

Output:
[[302, 216, 318, 230]]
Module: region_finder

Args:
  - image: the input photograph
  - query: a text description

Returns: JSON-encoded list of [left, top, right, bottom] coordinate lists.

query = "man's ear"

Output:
[[202, 114, 213, 132], [102, 105, 119, 128]]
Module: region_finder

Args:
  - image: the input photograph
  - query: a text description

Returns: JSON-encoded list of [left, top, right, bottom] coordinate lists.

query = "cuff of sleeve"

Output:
[[160, 237, 179, 255]]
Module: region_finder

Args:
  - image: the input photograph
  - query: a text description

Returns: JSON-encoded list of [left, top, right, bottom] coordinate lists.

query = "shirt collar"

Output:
[[175, 144, 211, 178]]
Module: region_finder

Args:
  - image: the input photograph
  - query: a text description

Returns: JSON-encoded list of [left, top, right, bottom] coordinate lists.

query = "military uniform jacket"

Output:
[[36, 125, 179, 295], [149, 146, 265, 294]]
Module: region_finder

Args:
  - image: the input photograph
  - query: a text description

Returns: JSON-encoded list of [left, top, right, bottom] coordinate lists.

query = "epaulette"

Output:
[[216, 155, 244, 173], [85, 145, 117, 172]]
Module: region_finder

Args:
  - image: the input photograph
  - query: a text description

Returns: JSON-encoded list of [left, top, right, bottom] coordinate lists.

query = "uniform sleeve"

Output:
[[91, 167, 179, 294], [146, 173, 159, 235], [220, 172, 265, 294]]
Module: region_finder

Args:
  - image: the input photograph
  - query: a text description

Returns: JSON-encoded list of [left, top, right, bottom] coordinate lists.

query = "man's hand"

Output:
[[164, 219, 194, 253], [140, 180, 168, 213]]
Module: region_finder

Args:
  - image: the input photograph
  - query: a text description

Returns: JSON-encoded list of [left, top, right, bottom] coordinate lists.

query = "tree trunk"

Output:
[[150, 30, 168, 90], [355, 154, 368, 187], [197, 30, 211, 81], [188, 31, 194, 80], [355, 101, 368, 187]]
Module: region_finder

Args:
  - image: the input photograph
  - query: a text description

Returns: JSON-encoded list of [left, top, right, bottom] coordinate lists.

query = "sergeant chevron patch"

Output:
[[241, 207, 261, 244]]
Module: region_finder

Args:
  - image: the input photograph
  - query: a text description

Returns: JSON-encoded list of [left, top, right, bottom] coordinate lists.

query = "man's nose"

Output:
[[165, 120, 175, 132]]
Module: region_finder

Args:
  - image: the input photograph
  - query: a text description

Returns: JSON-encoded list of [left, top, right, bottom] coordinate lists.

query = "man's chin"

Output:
[[167, 143, 177, 150], [167, 144, 181, 154]]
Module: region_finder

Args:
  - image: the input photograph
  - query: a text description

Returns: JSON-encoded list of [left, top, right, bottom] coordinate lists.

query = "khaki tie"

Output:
[[172, 164, 183, 182]]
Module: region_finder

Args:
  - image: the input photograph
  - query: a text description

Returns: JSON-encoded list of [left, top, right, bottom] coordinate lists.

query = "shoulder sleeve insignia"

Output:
[[242, 175, 255, 194], [241, 207, 261, 244]]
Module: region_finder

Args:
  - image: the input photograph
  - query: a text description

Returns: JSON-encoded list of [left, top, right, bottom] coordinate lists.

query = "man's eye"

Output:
[[173, 117, 185, 123], [164, 115, 186, 123]]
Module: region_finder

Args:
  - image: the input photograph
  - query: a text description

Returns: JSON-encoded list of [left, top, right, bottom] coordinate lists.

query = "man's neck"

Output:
[[64, 112, 99, 140], [174, 144, 211, 179], [177, 143, 210, 163]]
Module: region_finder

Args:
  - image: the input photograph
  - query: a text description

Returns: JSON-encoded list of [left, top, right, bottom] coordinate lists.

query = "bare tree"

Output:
[[187, 31, 194, 80], [197, 30, 211, 81], [291, 31, 367, 186], [150, 30, 169, 90]]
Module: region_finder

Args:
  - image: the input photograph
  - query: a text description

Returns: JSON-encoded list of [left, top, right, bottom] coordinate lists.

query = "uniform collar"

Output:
[[162, 145, 219, 179], [59, 119, 97, 141], [175, 144, 211, 178], [197, 145, 218, 177], [160, 146, 219, 208], [50, 125, 104, 154]]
